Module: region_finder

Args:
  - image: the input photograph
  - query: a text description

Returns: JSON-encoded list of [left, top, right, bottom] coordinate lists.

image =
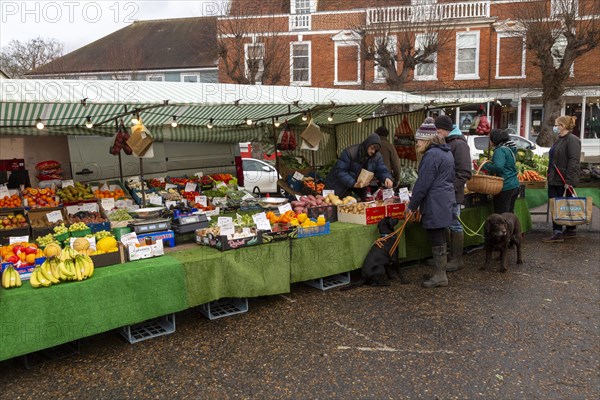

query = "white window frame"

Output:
[[552, 32, 575, 77], [334, 43, 361, 86], [495, 32, 526, 79], [290, 41, 311, 86], [244, 42, 265, 83], [290, 0, 316, 14], [146, 74, 165, 81], [551, 0, 578, 17], [181, 73, 200, 83], [414, 33, 438, 81], [455, 31, 480, 80], [373, 35, 397, 83]]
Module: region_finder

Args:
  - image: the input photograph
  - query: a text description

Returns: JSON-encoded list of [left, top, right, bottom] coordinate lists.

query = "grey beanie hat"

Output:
[[415, 117, 437, 141]]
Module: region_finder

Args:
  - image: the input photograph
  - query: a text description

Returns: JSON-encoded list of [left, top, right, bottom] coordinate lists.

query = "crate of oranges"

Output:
[[90, 180, 130, 200], [21, 187, 59, 208], [0, 192, 23, 210]]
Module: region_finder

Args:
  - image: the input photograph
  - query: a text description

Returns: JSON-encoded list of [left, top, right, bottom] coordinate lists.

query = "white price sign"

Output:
[[83, 203, 98, 213], [120, 232, 139, 246], [9, 235, 29, 244], [217, 217, 235, 236], [278, 203, 293, 214], [398, 187, 410, 203], [322, 189, 335, 197], [165, 200, 177, 209], [148, 196, 163, 206], [184, 182, 197, 193], [100, 183, 110, 192], [46, 210, 63, 223], [195, 196, 207, 207], [382, 188, 395, 201], [165, 183, 177, 190], [252, 212, 272, 231], [0, 185, 10, 198], [101, 198, 115, 211], [293, 171, 304, 181], [242, 192, 255, 201], [62, 180, 74, 188], [216, 181, 227, 189]]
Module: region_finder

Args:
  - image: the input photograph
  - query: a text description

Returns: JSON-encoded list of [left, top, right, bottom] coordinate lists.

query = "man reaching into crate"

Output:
[[324, 133, 394, 201]]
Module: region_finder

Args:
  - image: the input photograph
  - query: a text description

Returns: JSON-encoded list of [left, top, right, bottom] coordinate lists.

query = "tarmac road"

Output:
[[1, 209, 599, 399]]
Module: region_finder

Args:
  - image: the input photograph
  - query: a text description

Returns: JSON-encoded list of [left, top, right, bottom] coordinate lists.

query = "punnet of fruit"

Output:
[[1, 242, 44, 265], [0, 193, 23, 209], [0, 213, 29, 230], [21, 187, 59, 208]]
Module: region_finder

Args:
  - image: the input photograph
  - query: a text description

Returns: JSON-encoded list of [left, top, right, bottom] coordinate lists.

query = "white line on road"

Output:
[[513, 271, 569, 284]]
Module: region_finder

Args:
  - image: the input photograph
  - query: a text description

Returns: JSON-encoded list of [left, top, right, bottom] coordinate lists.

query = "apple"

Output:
[[6, 255, 19, 264], [24, 247, 37, 255], [12, 245, 23, 255], [1, 218, 9, 226]]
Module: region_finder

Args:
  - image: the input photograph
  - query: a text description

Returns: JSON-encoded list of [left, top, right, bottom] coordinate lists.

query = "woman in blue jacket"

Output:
[[324, 133, 393, 200], [481, 129, 520, 214], [408, 132, 456, 288]]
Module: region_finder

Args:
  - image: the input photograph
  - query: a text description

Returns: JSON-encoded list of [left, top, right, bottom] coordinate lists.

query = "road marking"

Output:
[[513, 271, 569, 284]]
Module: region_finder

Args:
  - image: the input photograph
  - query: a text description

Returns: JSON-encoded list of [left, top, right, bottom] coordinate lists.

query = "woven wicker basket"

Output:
[[466, 160, 504, 195]]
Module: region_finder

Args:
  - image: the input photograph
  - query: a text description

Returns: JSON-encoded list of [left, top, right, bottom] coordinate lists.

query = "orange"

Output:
[[25, 254, 36, 264]]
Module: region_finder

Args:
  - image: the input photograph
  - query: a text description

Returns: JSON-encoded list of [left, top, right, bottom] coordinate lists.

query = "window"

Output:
[[292, 0, 312, 14], [552, 33, 575, 77], [414, 33, 437, 80], [242, 159, 262, 172], [455, 31, 480, 80], [374, 35, 397, 83], [79, 75, 98, 80], [290, 42, 311, 85], [115, 74, 131, 80], [551, 0, 578, 17], [181, 74, 200, 83], [245, 43, 265, 83], [496, 33, 526, 79], [146, 74, 164, 81]]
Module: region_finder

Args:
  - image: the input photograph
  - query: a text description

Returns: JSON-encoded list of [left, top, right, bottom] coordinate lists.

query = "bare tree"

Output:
[[217, 14, 289, 85], [0, 37, 64, 78], [513, 0, 600, 146], [356, 6, 453, 91]]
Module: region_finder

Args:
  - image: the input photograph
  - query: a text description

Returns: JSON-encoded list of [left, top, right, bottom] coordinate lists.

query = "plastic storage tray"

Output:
[[200, 298, 248, 320], [119, 313, 176, 344], [297, 222, 330, 238], [305, 272, 350, 291]]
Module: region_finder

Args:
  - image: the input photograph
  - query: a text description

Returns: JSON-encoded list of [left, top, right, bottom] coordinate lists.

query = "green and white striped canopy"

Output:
[[1, 79, 433, 143]]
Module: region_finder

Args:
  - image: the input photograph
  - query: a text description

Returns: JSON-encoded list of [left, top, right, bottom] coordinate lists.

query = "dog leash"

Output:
[[374, 214, 411, 257], [458, 214, 485, 238]]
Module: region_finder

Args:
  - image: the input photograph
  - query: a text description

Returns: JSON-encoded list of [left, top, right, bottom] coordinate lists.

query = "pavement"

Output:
[[1, 204, 599, 399]]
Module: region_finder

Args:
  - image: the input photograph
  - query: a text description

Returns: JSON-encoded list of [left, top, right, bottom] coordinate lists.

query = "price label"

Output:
[[252, 212, 272, 231], [278, 203, 293, 214], [184, 182, 197, 192], [293, 171, 304, 181], [9, 235, 29, 244], [216, 182, 227, 189], [165, 200, 176, 209], [398, 187, 410, 203], [0, 185, 10, 198], [46, 210, 63, 223], [148, 196, 163, 206], [217, 217, 235, 236], [120, 232, 139, 246], [242, 227, 252, 236], [100, 183, 110, 192], [101, 198, 115, 211], [109, 185, 119, 192], [382, 188, 395, 201], [195, 196, 207, 207], [83, 202, 98, 213], [322, 189, 335, 197], [165, 183, 177, 190], [62, 180, 74, 188]]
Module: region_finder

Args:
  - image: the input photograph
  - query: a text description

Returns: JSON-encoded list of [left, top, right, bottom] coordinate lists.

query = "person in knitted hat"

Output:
[[416, 117, 438, 140], [324, 133, 393, 200], [433, 115, 472, 272], [375, 126, 401, 186]]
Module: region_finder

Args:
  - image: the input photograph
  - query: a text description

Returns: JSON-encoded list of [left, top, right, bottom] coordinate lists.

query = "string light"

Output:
[[131, 112, 140, 125], [207, 118, 214, 129], [274, 117, 281, 128], [327, 113, 334, 122], [302, 112, 308, 121], [85, 116, 93, 129], [171, 116, 178, 128], [36, 118, 44, 130], [356, 115, 363, 123], [245, 117, 253, 125]]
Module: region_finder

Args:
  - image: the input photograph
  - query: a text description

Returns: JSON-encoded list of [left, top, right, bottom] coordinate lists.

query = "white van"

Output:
[[466, 134, 551, 162]]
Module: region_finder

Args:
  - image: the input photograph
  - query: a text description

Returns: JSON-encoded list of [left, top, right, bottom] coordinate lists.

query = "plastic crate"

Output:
[[297, 221, 330, 238], [305, 272, 350, 291], [20, 340, 80, 370], [119, 313, 176, 344], [200, 298, 248, 320]]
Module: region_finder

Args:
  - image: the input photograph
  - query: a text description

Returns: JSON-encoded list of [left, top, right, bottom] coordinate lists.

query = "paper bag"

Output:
[[127, 123, 154, 157], [300, 119, 323, 148], [355, 169, 374, 188]]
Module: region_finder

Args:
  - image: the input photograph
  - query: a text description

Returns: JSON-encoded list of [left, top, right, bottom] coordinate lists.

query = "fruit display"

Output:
[[1, 265, 22, 288], [301, 177, 325, 194], [290, 194, 354, 214], [148, 178, 166, 189], [106, 209, 134, 222], [68, 222, 90, 232], [96, 236, 119, 253], [0, 194, 23, 209], [68, 211, 107, 224], [210, 173, 235, 185], [28, 211, 65, 229], [157, 188, 182, 201], [30, 252, 94, 287], [22, 187, 59, 208], [93, 188, 127, 199], [57, 182, 95, 203], [1, 243, 44, 264], [518, 170, 545, 182], [36, 233, 59, 248], [53, 223, 69, 235], [0, 212, 28, 230]]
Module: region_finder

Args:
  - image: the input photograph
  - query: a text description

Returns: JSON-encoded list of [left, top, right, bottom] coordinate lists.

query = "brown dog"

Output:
[[483, 212, 523, 272]]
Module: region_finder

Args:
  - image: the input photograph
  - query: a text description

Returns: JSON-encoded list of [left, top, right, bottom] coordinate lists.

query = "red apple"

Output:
[[24, 247, 37, 255], [12, 245, 23, 255], [6, 255, 19, 264]]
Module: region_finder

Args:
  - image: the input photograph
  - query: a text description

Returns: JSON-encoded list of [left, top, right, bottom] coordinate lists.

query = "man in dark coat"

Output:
[[408, 131, 455, 288], [324, 133, 393, 200], [434, 115, 472, 272]]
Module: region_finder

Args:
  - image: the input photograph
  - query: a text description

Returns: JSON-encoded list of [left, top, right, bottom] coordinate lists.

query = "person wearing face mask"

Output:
[[480, 129, 520, 214], [324, 133, 394, 201], [543, 115, 581, 243], [407, 130, 455, 288]]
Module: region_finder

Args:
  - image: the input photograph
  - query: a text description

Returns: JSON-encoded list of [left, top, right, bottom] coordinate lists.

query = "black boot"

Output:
[[425, 229, 450, 266], [446, 231, 464, 272], [422, 245, 448, 288]]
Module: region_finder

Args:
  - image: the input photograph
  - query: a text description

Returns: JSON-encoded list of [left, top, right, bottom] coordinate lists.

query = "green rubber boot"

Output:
[[446, 231, 464, 272], [422, 245, 449, 288]]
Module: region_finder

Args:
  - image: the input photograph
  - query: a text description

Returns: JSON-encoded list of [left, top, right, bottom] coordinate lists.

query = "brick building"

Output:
[[220, 0, 600, 158]]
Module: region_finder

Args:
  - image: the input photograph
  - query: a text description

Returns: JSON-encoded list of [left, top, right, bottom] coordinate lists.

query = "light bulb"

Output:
[[274, 117, 281, 128], [171, 116, 178, 128], [132, 116, 139, 125], [36, 119, 44, 129], [302, 112, 308, 121], [207, 118, 214, 129], [357, 115, 363, 123], [327, 113, 334, 122], [85, 116, 93, 129], [246, 118, 253, 125]]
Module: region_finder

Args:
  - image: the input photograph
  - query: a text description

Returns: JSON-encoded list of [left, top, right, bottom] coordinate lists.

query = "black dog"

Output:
[[341, 217, 407, 290], [483, 212, 523, 272]]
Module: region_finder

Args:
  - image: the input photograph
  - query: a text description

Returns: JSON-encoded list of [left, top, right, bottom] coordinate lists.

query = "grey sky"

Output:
[[1, 0, 230, 52]]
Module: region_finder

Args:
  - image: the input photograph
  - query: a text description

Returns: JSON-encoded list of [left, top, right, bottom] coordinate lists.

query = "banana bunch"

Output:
[[1, 265, 22, 289], [59, 246, 78, 262], [30, 259, 61, 288], [30, 255, 95, 288]]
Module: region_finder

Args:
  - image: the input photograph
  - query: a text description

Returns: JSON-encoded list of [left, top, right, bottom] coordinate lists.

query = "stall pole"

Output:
[[118, 152, 123, 182], [272, 117, 279, 170], [139, 158, 146, 207]]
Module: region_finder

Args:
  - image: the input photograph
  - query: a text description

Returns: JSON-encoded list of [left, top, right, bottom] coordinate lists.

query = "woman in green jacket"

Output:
[[481, 129, 520, 214]]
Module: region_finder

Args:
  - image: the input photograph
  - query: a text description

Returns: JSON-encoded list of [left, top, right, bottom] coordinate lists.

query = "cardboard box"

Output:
[[65, 202, 111, 233], [260, 224, 298, 243], [337, 205, 386, 225], [386, 203, 406, 219], [127, 240, 164, 261], [27, 207, 68, 240], [1, 262, 36, 281], [195, 229, 263, 251], [0, 210, 30, 245], [90, 244, 125, 268]]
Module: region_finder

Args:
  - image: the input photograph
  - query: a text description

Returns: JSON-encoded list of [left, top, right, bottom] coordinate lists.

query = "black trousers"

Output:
[[493, 187, 519, 214], [548, 184, 577, 233], [426, 228, 446, 247]]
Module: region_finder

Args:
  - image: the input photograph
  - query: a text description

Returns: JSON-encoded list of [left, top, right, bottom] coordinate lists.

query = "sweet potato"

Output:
[[291, 200, 306, 208], [293, 207, 306, 214]]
